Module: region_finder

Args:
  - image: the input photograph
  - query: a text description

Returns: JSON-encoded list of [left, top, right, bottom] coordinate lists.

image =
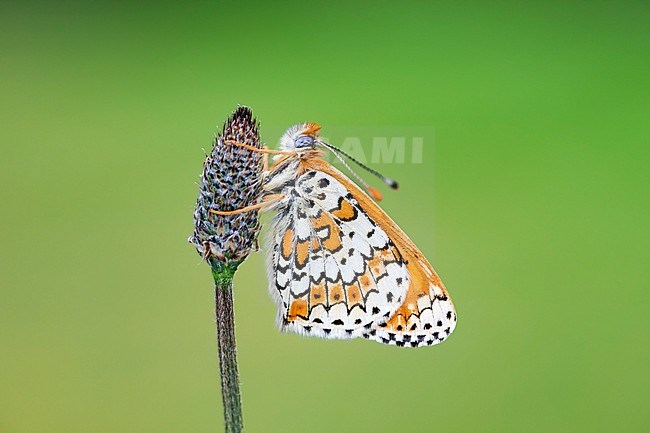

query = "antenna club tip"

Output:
[[385, 178, 399, 189], [366, 186, 383, 202]]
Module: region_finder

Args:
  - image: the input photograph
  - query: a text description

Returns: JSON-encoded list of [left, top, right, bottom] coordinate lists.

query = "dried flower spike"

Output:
[[189, 105, 264, 266], [189, 106, 263, 433]]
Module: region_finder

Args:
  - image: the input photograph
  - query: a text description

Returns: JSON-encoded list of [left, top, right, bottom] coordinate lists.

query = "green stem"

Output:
[[210, 260, 243, 433]]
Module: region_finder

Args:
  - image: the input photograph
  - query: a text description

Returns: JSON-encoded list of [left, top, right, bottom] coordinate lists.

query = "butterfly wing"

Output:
[[303, 158, 457, 348], [267, 167, 410, 339], [267, 157, 457, 347]]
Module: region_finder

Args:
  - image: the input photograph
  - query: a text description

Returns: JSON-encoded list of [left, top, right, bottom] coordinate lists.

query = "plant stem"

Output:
[[210, 260, 243, 433]]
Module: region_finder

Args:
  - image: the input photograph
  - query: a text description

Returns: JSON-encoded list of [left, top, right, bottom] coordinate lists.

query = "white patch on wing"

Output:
[[324, 255, 340, 281], [294, 212, 312, 240]]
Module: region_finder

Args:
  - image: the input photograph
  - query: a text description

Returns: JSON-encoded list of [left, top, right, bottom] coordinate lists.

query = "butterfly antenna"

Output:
[[317, 140, 399, 201]]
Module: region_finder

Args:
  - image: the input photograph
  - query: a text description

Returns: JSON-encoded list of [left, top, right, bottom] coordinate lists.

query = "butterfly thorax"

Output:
[[264, 149, 326, 195]]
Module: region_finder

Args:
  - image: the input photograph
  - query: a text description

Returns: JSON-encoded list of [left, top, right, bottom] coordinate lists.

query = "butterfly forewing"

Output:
[[306, 158, 457, 347]]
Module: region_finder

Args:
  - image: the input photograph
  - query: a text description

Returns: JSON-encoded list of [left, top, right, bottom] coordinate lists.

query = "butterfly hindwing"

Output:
[[268, 169, 409, 339]]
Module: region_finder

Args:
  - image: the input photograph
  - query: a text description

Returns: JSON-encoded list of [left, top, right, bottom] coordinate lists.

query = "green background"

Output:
[[1, 1, 648, 432]]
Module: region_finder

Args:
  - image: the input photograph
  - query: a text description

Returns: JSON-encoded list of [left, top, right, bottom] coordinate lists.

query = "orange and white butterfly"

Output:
[[222, 123, 456, 347]]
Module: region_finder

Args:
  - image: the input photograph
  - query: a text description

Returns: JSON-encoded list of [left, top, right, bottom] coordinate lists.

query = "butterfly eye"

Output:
[[294, 135, 315, 148]]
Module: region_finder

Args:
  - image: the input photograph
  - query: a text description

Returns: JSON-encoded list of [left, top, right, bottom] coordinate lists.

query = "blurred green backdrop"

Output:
[[1, 1, 648, 432]]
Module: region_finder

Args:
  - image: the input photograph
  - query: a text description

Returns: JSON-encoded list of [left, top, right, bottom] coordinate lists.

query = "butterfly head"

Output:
[[280, 122, 322, 151], [278, 121, 399, 201]]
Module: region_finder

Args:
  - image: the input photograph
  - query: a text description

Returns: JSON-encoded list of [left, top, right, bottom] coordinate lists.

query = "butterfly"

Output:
[[214, 123, 456, 347]]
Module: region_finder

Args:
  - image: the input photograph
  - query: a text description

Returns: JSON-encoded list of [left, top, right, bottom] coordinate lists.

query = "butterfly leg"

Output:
[[262, 146, 269, 171], [209, 193, 284, 216], [223, 140, 291, 172], [223, 140, 294, 156]]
